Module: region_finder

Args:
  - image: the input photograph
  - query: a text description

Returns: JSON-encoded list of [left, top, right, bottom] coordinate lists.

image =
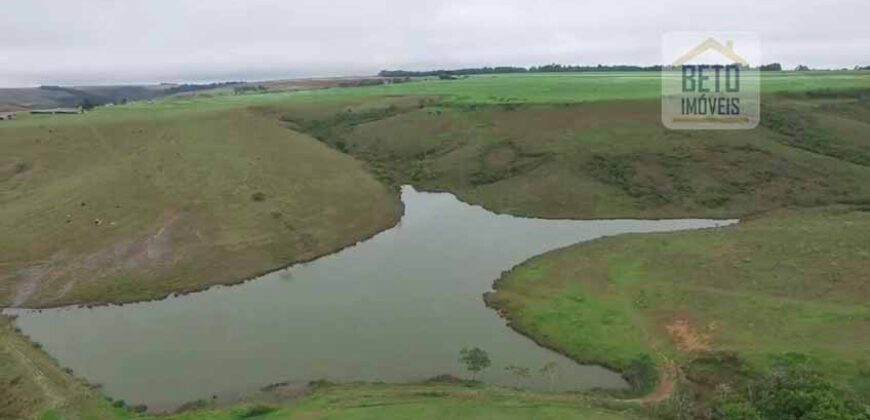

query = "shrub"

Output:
[[236, 404, 277, 418], [251, 192, 267, 202], [458, 347, 491, 380], [753, 369, 855, 420], [710, 365, 866, 420], [651, 388, 698, 420], [712, 401, 763, 420], [624, 353, 659, 394], [14, 161, 32, 174]]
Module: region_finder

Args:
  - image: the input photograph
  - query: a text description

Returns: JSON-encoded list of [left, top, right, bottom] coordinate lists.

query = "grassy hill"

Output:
[[0, 105, 401, 308], [2, 71, 869, 417], [485, 206, 870, 406], [282, 88, 870, 219]]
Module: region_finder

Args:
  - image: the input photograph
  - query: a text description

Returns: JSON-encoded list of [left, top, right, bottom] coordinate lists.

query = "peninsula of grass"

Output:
[[485, 206, 870, 403]]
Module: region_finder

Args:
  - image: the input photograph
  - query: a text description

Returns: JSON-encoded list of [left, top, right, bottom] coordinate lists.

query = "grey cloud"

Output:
[[1, 0, 868, 86]]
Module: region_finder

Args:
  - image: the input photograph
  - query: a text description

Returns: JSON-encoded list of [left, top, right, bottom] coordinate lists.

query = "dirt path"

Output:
[[643, 359, 677, 404], [622, 357, 678, 405], [2, 332, 67, 410]]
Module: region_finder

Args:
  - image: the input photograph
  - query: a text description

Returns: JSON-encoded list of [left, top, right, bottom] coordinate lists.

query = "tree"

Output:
[[539, 361, 559, 391], [752, 368, 855, 420], [710, 365, 865, 420], [624, 353, 658, 393], [795, 64, 811, 71], [80, 98, 96, 111], [458, 347, 491, 380], [713, 401, 763, 420], [504, 365, 531, 387]]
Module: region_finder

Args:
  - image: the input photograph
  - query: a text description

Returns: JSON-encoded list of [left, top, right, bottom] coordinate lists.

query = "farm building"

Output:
[[30, 107, 83, 115]]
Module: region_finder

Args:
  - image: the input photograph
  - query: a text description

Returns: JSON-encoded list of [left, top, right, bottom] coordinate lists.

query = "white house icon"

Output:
[[672, 38, 749, 66]]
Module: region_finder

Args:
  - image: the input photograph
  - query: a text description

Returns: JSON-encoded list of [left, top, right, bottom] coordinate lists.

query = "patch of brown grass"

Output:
[[666, 319, 713, 354]]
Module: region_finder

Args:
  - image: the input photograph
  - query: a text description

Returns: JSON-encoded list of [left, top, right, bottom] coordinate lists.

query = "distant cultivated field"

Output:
[[249, 70, 870, 104], [102, 70, 870, 109]]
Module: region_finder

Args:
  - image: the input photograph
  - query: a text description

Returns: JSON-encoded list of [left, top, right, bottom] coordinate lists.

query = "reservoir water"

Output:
[[8, 186, 736, 411]]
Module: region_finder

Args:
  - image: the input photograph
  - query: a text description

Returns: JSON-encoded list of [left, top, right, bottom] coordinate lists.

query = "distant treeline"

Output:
[[162, 81, 243, 95], [338, 77, 411, 87], [382, 63, 870, 77], [38, 85, 145, 109], [379, 64, 663, 77], [34, 82, 246, 110]]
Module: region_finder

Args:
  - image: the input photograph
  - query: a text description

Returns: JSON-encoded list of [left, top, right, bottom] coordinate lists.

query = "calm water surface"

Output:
[[9, 186, 736, 411]]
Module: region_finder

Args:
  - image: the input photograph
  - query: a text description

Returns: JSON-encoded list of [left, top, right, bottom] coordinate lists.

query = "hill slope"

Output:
[[0, 106, 401, 308], [283, 90, 870, 219]]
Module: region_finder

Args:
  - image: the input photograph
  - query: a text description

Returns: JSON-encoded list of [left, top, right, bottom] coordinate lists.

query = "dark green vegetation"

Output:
[[459, 347, 492, 380], [708, 366, 868, 420], [0, 85, 173, 111], [378, 64, 663, 77]]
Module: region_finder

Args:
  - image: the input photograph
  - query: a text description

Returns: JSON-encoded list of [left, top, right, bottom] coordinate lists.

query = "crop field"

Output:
[[345, 71, 870, 104], [89, 71, 870, 112]]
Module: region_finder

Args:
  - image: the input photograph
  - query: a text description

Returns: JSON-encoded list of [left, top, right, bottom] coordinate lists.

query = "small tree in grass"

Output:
[[504, 365, 531, 387], [539, 361, 559, 391], [459, 347, 491, 380]]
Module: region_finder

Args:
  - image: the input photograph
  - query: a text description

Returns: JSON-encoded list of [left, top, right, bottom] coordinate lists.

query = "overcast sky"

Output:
[[2, 0, 868, 87]]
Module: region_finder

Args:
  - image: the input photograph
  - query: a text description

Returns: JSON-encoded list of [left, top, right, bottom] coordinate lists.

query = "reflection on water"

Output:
[[9, 186, 736, 411]]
